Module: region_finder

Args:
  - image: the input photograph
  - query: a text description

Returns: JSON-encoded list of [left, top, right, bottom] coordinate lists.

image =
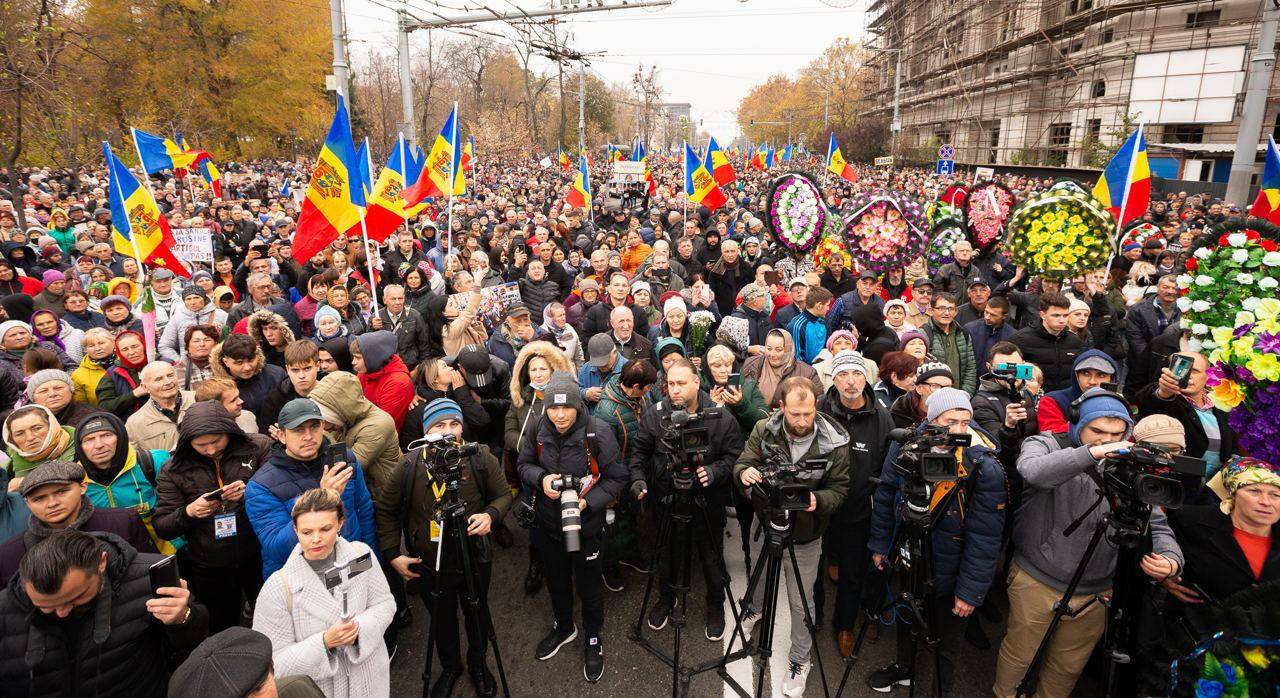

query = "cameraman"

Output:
[[735, 377, 850, 696], [993, 388, 1184, 698], [375, 399, 511, 698], [867, 388, 1006, 693], [517, 371, 625, 684], [629, 359, 743, 641]]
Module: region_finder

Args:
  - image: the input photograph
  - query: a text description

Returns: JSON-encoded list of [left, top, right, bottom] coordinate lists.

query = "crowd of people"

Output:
[[0, 150, 1272, 698]]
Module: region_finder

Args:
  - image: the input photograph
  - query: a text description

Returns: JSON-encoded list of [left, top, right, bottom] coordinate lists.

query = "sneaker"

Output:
[[602, 564, 625, 592], [705, 604, 725, 641], [618, 556, 650, 574], [868, 663, 912, 693], [535, 623, 578, 661], [782, 660, 810, 697], [583, 637, 604, 683], [738, 608, 760, 639], [647, 597, 673, 631]]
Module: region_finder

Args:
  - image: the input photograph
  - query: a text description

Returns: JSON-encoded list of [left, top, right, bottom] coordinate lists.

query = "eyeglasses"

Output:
[[920, 381, 950, 390]]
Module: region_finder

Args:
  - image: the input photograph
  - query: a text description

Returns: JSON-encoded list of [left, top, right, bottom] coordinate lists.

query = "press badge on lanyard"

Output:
[[214, 511, 238, 539]]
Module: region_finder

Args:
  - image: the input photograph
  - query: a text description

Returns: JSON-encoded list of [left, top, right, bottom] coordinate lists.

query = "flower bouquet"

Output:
[[926, 202, 968, 273], [688, 309, 717, 355], [964, 180, 1016, 254], [1004, 187, 1112, 278], [841, 189, 928, 273], [1117, 221, 1162, 254], [766, 172, 827, 255]]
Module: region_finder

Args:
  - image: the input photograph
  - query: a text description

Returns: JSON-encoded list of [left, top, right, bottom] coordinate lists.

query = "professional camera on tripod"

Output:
[[750, 440, 828, 516], [1096, 442, 1205, 543], [657, 408, 717, 490]]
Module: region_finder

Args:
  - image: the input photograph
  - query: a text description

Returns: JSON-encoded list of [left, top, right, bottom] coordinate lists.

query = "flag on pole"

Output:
[[403, 105, 459, 207], [132, 128, 211, 173], [750, 145, 767, 171], [356, 138, 373, 199], [197, 160, 222, 198], [1250, 136, 1280, 224], [1092, 124, 1151, 227], [781, 144, 793, 163], [706, 136, 736, 187], [765, 146, 776, 169], [684, 143, 728, 212], [280, 180, 292, 198], [631, 139, 657, 195], [103, 141, 190, 277], [460, 136, 475, 172], [558, 145, 571, 170], [826, 134, 857, 183], [292, 94, 365, 263], [566, 156, 591, 210], [364, 135, 412, 243]]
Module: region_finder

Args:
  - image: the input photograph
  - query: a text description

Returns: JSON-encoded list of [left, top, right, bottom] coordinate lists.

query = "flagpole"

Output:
[[1102, 123, 1144, 280], [125, 131, 160, 284], [445, 101, 459, 258], [682, 140, 689, 229], [397, 132, 411, 239]]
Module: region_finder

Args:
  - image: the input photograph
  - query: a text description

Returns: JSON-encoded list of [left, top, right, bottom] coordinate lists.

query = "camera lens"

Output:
[[560, 488, 582, 553]]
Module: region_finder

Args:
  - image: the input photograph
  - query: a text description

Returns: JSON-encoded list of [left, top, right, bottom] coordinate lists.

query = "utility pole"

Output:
[[397, 11, 414, 142], [532, 39, 601, 154], [1226, 1, 1280, 207], [578, 61, 586, 154], [870, 47, 903, 158], [328, 0, 349, 99]]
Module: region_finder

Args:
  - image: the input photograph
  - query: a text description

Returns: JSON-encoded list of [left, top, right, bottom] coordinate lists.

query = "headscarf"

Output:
[[715, 315, 750, 353], [113, 330, 148, 370], [825, 330, 856, 354], [322, 335, 355, 373], [1211, 456, 1280, 514], [756, 328, 796, 407], [3, 404, 71, 463], [29, 310, 65, 351]]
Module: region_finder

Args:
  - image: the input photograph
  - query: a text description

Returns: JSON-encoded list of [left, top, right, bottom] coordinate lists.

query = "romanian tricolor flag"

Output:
[[826, 134, 857, 183], [364, 135, 412, 243], [684, 143, 727, 213], [612, 146, 626, 162], [1250, 136, 1280, 225], [707, 136, 735, 186], [558, 146, 571, 170], [103, 141, 189, 277], [132, 128, 211, 174], [403, 105, 460, 207], [292, 95, 365, 264], [749, 145, 767, 171], [1092, 123, 1150, 227], [567, 156, 591, 210]]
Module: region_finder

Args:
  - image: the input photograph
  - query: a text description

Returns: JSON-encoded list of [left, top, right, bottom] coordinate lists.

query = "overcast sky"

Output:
[[344, 0, 865, 139]]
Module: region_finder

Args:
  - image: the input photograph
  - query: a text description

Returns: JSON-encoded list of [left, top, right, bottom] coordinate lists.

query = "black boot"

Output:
[[524, 547, 544, 595]]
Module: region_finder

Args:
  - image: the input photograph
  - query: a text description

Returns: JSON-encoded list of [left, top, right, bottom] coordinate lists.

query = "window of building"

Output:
[[1087, 118, 1102, 139], [1272, 112, 1280, 143], [1186, 10, 1221, 28], [987, 122, 1001, 162], [1164, 124, 1205, 143], [1000, 10, 1018, 41], [1101, 27, 1114, 44], [936, 129, 953, 146], [1091, 80, 1106, 98], [1069, 38, 1084, 53], [1069, 0, 1094, 13], [1047, 122, 1072, 166]]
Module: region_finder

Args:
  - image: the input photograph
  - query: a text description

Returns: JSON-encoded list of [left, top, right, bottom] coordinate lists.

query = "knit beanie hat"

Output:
[[1069, 388, 1134, 447], [421, 398, 464, 432], [899, 329, 928, 352], [1133, 414, 1185, 449], [1068, 297, 1090, 314], [41, 269, 64, 285], [925, 387, 972, 422], [916, 361, 953, 384], [656, 337, 687, 361], [544, 371, 582, 412], [314, 305, 343, 330], [830, 350, 868, 378], [663, 296, 687, 315], [24, 369, 72, 400], [0, 320, 29, 344]]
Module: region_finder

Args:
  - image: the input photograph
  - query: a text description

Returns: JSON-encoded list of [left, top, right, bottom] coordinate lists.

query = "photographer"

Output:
[[629, 359, 743, 641], [993, 388, 1184, 698], [867, 388, 1005, 693], [516, 371, 625, 684], [376, 399, 511, 698], [734, 377, 850, 696], [1134, 351, 1237, 479]]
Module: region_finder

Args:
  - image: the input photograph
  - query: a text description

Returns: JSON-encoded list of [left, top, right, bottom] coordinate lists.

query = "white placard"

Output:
[[172, 227, 214, 263]]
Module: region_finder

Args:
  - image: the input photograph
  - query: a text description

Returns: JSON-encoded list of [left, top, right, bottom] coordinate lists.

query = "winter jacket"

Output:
[[730, 304, 773, 348], [593, 375, 652, 461], [80, 439, 180, 557], [308, 371, 403, 496], [0, 468, 27, 544], [628, 394, 743, 507], [818, 384, 892, 525], [919, 319, 977, 394], [252, 538, 393, 698], [519, 277, 561, 321], [124, 392, 193, 454], [582, 299, 648, 345], [0, 533, 209, 698], [5, 425, 76, 477], [788, 310, 828, 363], [517, 411, 625, 542], [504, 342, 574, 457], [740, 353, 823, 408], [210, 341, 288, 410], [158, 304, 227, 363], [1125, 296, 1181, 393], [1037, 349, 1120, 434], [1014, 433, 1183, 594], [0, 502, 156, 586], [71, 356, 111, 407], [0, 341, 74, 386], [398, 380, 491, 452], [827, 291, 885, 334], [932, 261, 986, 299], [376, 306, 430, 368], [352, 331, 415, 431], [61, 309, 107, 332], [152, 402, 273, 572], [1011, 322, 1083, 393], [962, 318, 1015, 369], [972, 378, 1040, 471], [97, 364, 144, 418], [577, 355, 627, 406], [245, 444, 378, 578], [733, 410, 851, 544], [247, 311, 297, 369], [870, 425, 1006, 605]]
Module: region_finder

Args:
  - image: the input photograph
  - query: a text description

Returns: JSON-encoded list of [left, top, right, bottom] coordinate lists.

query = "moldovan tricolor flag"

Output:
[[566, 156, 591, 210], [826, 134, 857, 183], [707, 136, 735, 186], [102, 141, 189, 277], [684, 143, 727, 212], [132, 128, 211, 173], [558, 146, 571, 170], [1250, 136, 1280, 224], [403, 105, 460, 207], [750, 144, 767, 171], [292, 94, 365, 263], [364, 135, 412, 243], [1092, 124, 1150, 227], [460, 136, 475, 172]]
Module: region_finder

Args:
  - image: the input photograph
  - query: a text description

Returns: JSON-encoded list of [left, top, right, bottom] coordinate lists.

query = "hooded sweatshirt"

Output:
[[1036, 349, 1120, 434], [354, 330, 414, 431]]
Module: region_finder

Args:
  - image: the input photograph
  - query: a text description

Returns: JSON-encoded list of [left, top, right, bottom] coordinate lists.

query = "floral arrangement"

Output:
[[811, 232, 850, 271], [688, 310, 717, 355], [1004, 187, 1112, 278], [926, 202, 968, 272], [841, 189, 928, 273], [1117, 221, 1162, 254], [766, 172, 827, 255], [964, 180, 1015, 254], [1181, 643, 1280, 697]]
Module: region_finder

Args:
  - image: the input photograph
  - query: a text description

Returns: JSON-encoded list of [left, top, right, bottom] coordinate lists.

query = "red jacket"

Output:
[[359, 354, 415, 430]]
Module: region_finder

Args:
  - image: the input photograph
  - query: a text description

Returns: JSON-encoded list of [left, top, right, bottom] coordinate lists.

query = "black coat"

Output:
[[0, 505, 156, 587], [626, 395, 743, 507], [1134, 384, 1238, 465], [0, 533, 209, 697], [1011, 323, 1083, 393], [1125, 297, 1181, 392], [376, 306, 430, 368], [1167, 505, 1280, 605], [582, 300, 647, 347], [517, 412, 625, 542], [818, 384, 892, 524]]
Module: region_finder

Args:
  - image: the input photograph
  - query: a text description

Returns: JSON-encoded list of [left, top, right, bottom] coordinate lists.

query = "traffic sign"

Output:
[[936, 159, 955, 175], [938, 143, 955, 160]]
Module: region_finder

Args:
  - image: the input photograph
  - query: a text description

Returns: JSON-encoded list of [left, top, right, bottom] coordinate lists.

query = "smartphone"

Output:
[[202, 487, 225, 501], [1169, 354, 1194, 389], [764, 271, 779, 286], [149, 555, 180, 594], [325, 442, 348, 469], [727, 373, 742, 388]]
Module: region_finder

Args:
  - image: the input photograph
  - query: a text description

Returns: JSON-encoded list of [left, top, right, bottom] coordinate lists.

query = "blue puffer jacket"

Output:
[[868, 424, 1007, 607], [245, 443, 378, 577], [787, 309, 828, 363]]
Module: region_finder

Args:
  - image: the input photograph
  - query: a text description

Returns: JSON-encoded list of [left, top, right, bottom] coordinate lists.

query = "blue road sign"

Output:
[[936, 159, 955, 175]]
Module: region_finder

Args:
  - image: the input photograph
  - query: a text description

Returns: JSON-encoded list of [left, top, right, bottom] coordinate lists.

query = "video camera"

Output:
[[753, 441, 826, 514], [550, 474, 584, 553], [422, 433, 480, 482], [1100, 442, 1205, 510], [659, 408, 721, 490], [889, 425, 968, 484]]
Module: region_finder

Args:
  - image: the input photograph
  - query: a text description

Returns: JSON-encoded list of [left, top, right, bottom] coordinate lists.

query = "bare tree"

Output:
[[631, 65, 662, 150]]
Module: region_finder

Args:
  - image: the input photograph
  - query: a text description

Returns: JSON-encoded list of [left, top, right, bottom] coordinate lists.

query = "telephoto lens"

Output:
[[560, 489, 582, 553]]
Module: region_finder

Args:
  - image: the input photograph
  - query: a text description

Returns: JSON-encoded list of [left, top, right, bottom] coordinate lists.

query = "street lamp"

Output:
[[749, 116, 793, 144], [869, 47, 903, 158]]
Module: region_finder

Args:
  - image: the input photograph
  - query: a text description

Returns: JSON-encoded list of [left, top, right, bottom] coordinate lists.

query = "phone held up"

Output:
[[149, 555, 180, 594], [325, 442, 348, 470], [1169, 353, 1194, 389]]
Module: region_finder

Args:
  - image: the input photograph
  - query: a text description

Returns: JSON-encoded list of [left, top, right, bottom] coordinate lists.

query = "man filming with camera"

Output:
[[375, 398, 512, 698], [993, 387, 1184, 698], [867, 388, 1006, 694], [629, 358, 743, 641], [517, 371, 625, 684], [734, 377, 850, 697]]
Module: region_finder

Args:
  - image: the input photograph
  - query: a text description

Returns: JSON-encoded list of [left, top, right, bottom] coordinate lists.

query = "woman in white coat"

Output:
[[253, 488, 395, 698]]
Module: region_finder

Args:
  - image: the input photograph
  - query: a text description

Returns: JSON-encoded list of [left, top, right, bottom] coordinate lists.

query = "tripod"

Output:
[[722, 502, 831, 698], [630, 463, 752, 698], [835, 483, 954, 698], [422, 477, 511, 698]]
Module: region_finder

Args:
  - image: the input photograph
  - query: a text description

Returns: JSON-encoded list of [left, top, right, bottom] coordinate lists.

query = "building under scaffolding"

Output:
[[864, 0, 1280, 184]]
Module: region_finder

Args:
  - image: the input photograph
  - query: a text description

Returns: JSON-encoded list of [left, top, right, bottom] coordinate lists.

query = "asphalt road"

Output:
[[388, 509, 1015, 697]]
